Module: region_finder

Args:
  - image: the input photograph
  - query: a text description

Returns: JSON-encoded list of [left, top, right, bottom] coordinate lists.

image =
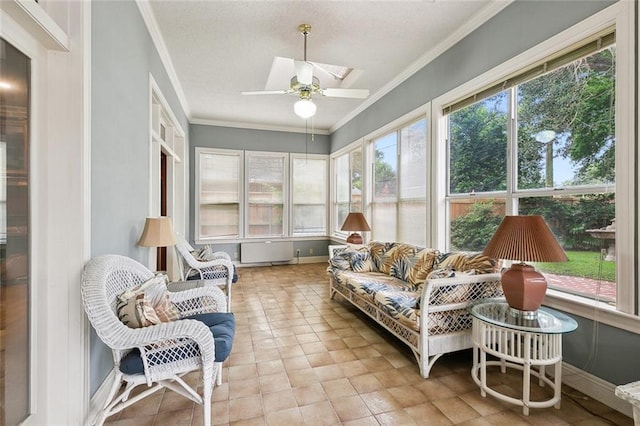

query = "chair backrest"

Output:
[[81, 254, 154, 347], [175, 233, 198, 280]]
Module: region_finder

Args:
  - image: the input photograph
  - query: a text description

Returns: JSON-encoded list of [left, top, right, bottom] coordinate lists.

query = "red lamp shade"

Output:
[[483, 215, 567, 315], [341, 213, 370, 244]]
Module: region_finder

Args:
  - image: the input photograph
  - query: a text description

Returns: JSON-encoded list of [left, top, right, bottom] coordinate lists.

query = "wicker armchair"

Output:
[[174, 232, 236, 308], [82, 255, 232, 426]]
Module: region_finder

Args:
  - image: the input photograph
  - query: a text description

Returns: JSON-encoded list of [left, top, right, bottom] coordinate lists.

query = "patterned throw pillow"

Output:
[[436, 252, 498, 274], [368, 242, 398, 275], [350, 250, 375, 273], [117, 275, 180, 328]]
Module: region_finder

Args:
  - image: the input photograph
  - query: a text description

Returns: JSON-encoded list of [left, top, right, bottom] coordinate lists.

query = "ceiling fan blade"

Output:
[[241, 90, 290, 95], [294, 60, 314, 85], [322, 88, 370, 99]]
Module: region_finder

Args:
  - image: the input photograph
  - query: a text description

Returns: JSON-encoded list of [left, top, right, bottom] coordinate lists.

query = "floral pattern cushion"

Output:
[[334, 270, 414, 298], [435, 252, 498, 274], [386, 245, 440, 285], [373, 289, 420, 331], [368, 241, 399, 274]]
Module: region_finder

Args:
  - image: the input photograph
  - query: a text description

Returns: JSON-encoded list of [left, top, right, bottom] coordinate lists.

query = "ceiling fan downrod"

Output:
[[298, 24, 311, 62]]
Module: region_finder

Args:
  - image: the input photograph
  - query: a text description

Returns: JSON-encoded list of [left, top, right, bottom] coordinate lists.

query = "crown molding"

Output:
[[190, 118, 331, 135], [330, 0, 514, 134], [136, 0, 191, 121]]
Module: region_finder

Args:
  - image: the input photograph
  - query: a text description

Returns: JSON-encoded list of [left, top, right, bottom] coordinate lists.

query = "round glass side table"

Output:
[[469, 301, 578, 415]]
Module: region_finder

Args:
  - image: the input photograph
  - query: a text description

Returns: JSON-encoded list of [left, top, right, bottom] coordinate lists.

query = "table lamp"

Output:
[[482, 215, 568, 318], [138, 216, 177, 270], [341, 212, 370, 244]]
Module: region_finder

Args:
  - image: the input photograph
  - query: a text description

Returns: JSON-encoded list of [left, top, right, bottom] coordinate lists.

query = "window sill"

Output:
[[544, 289, 639, 333]]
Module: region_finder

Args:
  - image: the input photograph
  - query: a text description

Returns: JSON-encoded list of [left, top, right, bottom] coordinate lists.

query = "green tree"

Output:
[[374, 149, 396, 196], [449, 96, 507, 193], [450, 202, 502, 251]]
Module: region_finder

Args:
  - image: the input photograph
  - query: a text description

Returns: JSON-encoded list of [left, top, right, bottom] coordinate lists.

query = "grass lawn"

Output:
[[534, 250, 616, 282]]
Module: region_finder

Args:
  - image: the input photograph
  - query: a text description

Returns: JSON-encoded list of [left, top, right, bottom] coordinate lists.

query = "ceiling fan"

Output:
[[241, 24, 370, 119]]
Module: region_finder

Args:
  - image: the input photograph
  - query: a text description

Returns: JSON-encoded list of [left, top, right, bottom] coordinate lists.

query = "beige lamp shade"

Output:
[[138, 217, 177, 247], [341, 212, 370, 244], [483, 215, 567, 316]]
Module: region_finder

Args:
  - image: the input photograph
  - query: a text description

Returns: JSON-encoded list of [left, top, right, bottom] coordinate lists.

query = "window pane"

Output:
[[350, 149, 363, 208], [449, 198, 505, 251], [247, 154, 285, 237], [398, 200, 426, 245], [373, 133, 397, 200], [198, 152, 241, 239], [449, 93, 508, 194], [334, 147, 363, 235], [400, 120, 427, 200], [517, 47, 616, 189], [371, 202, 396, 242], [292, 157, 326, 235], [519, 194, 616, 302]]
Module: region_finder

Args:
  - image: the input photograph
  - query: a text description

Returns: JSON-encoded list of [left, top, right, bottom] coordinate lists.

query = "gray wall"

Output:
[[188, 124, 331, 257], [90, 0, 189, 395], [331, 0, 638, 386]]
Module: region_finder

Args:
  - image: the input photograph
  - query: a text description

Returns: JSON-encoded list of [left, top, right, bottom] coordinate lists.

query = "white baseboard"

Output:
[[562, 362, 633, 417], [86, 368, 116, 425], [236, 256, 328, 267]]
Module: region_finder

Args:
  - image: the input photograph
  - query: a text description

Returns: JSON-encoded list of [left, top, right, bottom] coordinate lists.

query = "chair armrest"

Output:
[[421, 272, 503, 312], [169, 285, 228, 316]]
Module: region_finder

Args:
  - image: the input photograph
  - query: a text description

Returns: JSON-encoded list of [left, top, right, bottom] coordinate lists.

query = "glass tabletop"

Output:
[[469, 301, 578, 334]]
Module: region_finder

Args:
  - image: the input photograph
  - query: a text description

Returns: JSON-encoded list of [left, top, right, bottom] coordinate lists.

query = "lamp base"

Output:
[[346, 233, 363, 244], [501, 263, 547, 312], [509, 307, 539, 320]]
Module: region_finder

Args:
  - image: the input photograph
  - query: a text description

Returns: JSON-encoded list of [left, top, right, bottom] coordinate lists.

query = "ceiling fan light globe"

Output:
[[294, 99, 316, 118]]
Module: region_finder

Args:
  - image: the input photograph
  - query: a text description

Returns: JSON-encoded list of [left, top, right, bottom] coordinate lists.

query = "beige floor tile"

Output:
[[360, 390, 404, 415], [259, 371, 292, 393], [322, 377, 358, 400], [340, 359, 370, 378], [386, 385, 429, 408], [288, 367, 321, 388], [228, 364, 257, 381], [341, 417, 380, 426], [330, 348, 358, 363], [302, 341, 329, 355], [294, 383, 328, 406], [350, 373, 385, 394], [331, 395, 374, 422], [404, 402, 453, 425], [307, 351, 336, 367], [283, 355, 312, 372], [375, 409, 417, 425], [432, 396, 481, 424], [262, 388, 298, 413], [153, 407, 193, 426], [256, 359, 286, 376], [114, 415, 156, 426], [254, 348, 281, 363], [299, 400, 341, 426], [229, 376, 260, 399], [229, 394, 264, 422], [265, 406, 304, 425], [314, 364, 345, 382]]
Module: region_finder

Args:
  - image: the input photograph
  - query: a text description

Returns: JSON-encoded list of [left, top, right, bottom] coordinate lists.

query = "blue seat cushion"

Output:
[[119, 312, 235, 375]]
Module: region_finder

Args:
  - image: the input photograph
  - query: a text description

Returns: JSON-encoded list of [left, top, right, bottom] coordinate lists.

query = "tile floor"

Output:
[[104, 263, 633, 425]]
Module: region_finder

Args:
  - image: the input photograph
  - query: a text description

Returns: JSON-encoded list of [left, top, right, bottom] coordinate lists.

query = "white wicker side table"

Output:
[[615, 381, 640, 425], [470, 301, 578, 415]]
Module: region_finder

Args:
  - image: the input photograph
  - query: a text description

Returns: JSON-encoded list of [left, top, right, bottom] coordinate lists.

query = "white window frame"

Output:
[[244, 150, 289, 239], [432, 2, 638, 330], [366, 113, 429, 245], [330, 141, 365, 240], [195, 147, 244, 243], [290, 153, 329, 237]]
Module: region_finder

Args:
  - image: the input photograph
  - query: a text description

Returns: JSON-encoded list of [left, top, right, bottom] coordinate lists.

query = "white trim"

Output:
[[329, 1, 514, 134], [135, 0, 191, 120], [0, 0, 69, 50], [562, 362, 633, 418], [191, 117, 331, 136], [86, 369, 116, 426]]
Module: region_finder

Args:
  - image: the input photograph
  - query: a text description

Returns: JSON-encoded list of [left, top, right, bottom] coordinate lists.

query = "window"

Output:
[[291, 155, 327, 236], [246, 152, 287, 238], [333, 146, 362, 236], [444, 33, 619, 305], [196, 148, 329, 242], [196, 148, 242, 240], [370, 118, 427, 245]]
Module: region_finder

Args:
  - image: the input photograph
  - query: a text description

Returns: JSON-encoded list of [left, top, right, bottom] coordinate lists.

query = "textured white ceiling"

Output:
[[148, 1, 502, 133]]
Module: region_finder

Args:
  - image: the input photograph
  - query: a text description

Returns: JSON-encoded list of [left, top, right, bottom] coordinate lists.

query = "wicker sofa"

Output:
[[327, 242, 503, 378]]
